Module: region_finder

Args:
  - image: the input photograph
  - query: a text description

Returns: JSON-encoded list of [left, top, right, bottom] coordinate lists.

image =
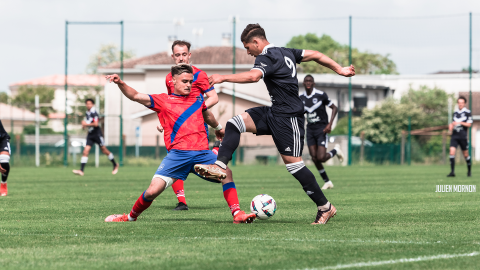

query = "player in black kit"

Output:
[[300, 75, 344, 190], [447, 96, 473, 177], [0, 120, 11, 196], [72, 99, 119, 176], [195, 24, 355, 224]]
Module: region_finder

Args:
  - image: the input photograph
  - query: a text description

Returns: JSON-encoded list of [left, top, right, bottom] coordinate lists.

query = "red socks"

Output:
[[172, 180, 187, 204], [222, 182, 240, 216], [129, 191, 153, 219]]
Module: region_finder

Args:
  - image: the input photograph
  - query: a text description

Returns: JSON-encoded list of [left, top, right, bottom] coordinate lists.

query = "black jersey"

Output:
[[0, 120, 10, 140], [85, 107, 102, 136], [252, 44, 305, 117], [300, 88, 333, 130], [452, 108, 473, 139]]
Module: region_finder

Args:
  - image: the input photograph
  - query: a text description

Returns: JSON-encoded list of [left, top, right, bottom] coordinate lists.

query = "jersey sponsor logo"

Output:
[[307, 112, 320, 123], [285, 147, 291, 152]]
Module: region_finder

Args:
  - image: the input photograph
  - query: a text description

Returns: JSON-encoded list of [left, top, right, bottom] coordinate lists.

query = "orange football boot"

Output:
[[233, 210, 256, 224], [0, 182, 7, 196], [311, 204, 337, 225]]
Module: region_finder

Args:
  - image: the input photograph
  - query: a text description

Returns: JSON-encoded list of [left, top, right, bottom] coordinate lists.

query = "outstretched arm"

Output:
[[105, 74, 151, 107], [302, 50, 355, 77], [208, 69, 263, 87], [202, 109, 225, 140], [205, 90, 219, 109]]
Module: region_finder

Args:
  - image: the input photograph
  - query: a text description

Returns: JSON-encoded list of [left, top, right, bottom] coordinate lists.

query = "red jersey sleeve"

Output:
[[197, 71, 215, 93], [146, 94, 166, 112]]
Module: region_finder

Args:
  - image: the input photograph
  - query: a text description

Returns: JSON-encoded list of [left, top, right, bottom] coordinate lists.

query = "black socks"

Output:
[[286, 161, 328, 206], [1, 162, 9, 183], [319, 169, 329, 183], [450, 155, 455, 173], [217, 117, 245, 166]]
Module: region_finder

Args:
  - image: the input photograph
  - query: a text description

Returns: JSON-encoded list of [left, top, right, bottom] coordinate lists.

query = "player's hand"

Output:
[[105, 74, 123, 84], [0, 164, 5, 174], [156, 125, 164, 133], [338, 65, 355, 77], [215, 129, 225, 140], [208, 74, 224, 87], [323, 124, 332, 134]]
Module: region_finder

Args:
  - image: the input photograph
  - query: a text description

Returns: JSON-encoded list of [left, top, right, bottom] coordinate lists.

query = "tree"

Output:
[[352, 99, 424, 144], [86, 43, 135, 74], [0, 92, 9, 104], [12, 85, 55, 116], [286, 33, 398, 75], [400, 85, 453, 127], [350, 85, 451, 144]]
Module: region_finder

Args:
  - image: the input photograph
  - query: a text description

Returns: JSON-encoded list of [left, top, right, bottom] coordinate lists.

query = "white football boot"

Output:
[[334, 144, 344, 163], [321, 181, 334, 190]]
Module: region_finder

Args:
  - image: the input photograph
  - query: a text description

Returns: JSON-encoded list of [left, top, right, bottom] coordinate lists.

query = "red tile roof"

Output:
[[10, 74, 103, 87], [103, 46, 255, 69]]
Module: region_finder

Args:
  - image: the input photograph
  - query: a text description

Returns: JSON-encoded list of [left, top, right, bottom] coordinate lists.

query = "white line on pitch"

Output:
[[301, 252, 480, 270]]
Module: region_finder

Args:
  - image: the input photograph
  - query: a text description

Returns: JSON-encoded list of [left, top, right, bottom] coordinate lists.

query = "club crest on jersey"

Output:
[[313, 98, 318, 104], [196, 95, 202, 102]]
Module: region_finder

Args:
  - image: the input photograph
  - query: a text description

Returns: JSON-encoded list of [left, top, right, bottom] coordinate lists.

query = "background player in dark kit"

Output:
[[195, 24, 355, 224], [447, 96, 473, 177], [0, 120, 11, 196], [300, 75, 344, 190], [72, 99, 119, 176]]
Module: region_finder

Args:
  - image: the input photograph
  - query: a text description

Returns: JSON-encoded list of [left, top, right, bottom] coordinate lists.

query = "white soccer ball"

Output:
[[250, 194, 276, 220]]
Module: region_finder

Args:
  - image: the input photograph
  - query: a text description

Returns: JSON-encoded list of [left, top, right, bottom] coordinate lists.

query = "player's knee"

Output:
[[227, 115, 246, 133], [151, 174, 173, 193]]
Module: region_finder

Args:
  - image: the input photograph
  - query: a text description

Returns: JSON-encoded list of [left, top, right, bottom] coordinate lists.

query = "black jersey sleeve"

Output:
[[466, 111, 473, 123], [252, 55, 274, 78], [284, 48, 304, 63], [322, 92, 333, 107]]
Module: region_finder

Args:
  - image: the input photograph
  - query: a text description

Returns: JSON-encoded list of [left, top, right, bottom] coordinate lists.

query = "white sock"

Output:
[[233, 210, 240, 216], [318, 202, 331, 212], [108, 153, 114, 160], [214, 160, 227, 169], [127, 214, 136, 221], [80, 156, 88, 164]]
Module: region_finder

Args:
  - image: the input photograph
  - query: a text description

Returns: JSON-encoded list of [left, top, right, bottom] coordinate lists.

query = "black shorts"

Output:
[[306, 127, 328, 148], [450, 137, 468, 151], [0, 138, 10, 154], [86, 134, 105, 147], [246, 106, 304, 157]]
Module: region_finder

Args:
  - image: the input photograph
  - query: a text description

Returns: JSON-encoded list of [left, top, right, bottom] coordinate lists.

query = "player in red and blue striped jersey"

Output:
[[104, 64, 255, 224]]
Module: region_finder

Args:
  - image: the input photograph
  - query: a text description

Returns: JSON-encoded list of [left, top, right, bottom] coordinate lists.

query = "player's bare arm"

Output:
[[323, 104, 338, 134], [302, 50, 355, 77], [208, 69, 263, 87], [205, 90, 219, 109], [106, 74, 151, 107], [202, 109, 225, 140]]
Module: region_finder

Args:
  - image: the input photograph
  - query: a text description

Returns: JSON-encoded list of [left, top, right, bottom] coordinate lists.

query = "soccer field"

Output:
[[0, 165, 479, 269]]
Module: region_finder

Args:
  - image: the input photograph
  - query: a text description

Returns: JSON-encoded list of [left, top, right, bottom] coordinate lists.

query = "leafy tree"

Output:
[[400, 85, 453, 127], [0, 92, 9, 104], [286, 33, 398, 75], [12, 85, 55, 116], [86, 44, 135, 74], [352, 99, 424, 144]]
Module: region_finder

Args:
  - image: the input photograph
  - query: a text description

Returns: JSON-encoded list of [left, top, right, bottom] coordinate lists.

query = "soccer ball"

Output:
[[250, 194, 276, 220]]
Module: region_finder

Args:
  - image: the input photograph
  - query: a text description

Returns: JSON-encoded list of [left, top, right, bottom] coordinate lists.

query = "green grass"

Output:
[[0, 164, 479, 269]]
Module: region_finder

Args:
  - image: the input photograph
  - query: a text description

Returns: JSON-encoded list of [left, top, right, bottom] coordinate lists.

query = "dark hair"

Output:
[[171, 40, 191, 52], [458, 96, 467, 103], [171, 63, 193, 77], [240, 24, 267, 43], [304, 74, 314, 81], [85, 98, 94, 104]]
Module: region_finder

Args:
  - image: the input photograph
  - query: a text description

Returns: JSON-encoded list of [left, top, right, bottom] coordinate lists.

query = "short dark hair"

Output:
[[171, 63, 193, 77], [85, 98, 94, 104], [458, 96, 467, 103], [304, 74, 314, 82], [240, 24, 267, 43], [172, 40, 191, 52]]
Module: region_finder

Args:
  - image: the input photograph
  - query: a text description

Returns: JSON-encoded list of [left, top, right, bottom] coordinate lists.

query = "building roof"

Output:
[[104, 46, 255, 69], [0, 103, 48, 121], [10, 74, 104, 87]]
